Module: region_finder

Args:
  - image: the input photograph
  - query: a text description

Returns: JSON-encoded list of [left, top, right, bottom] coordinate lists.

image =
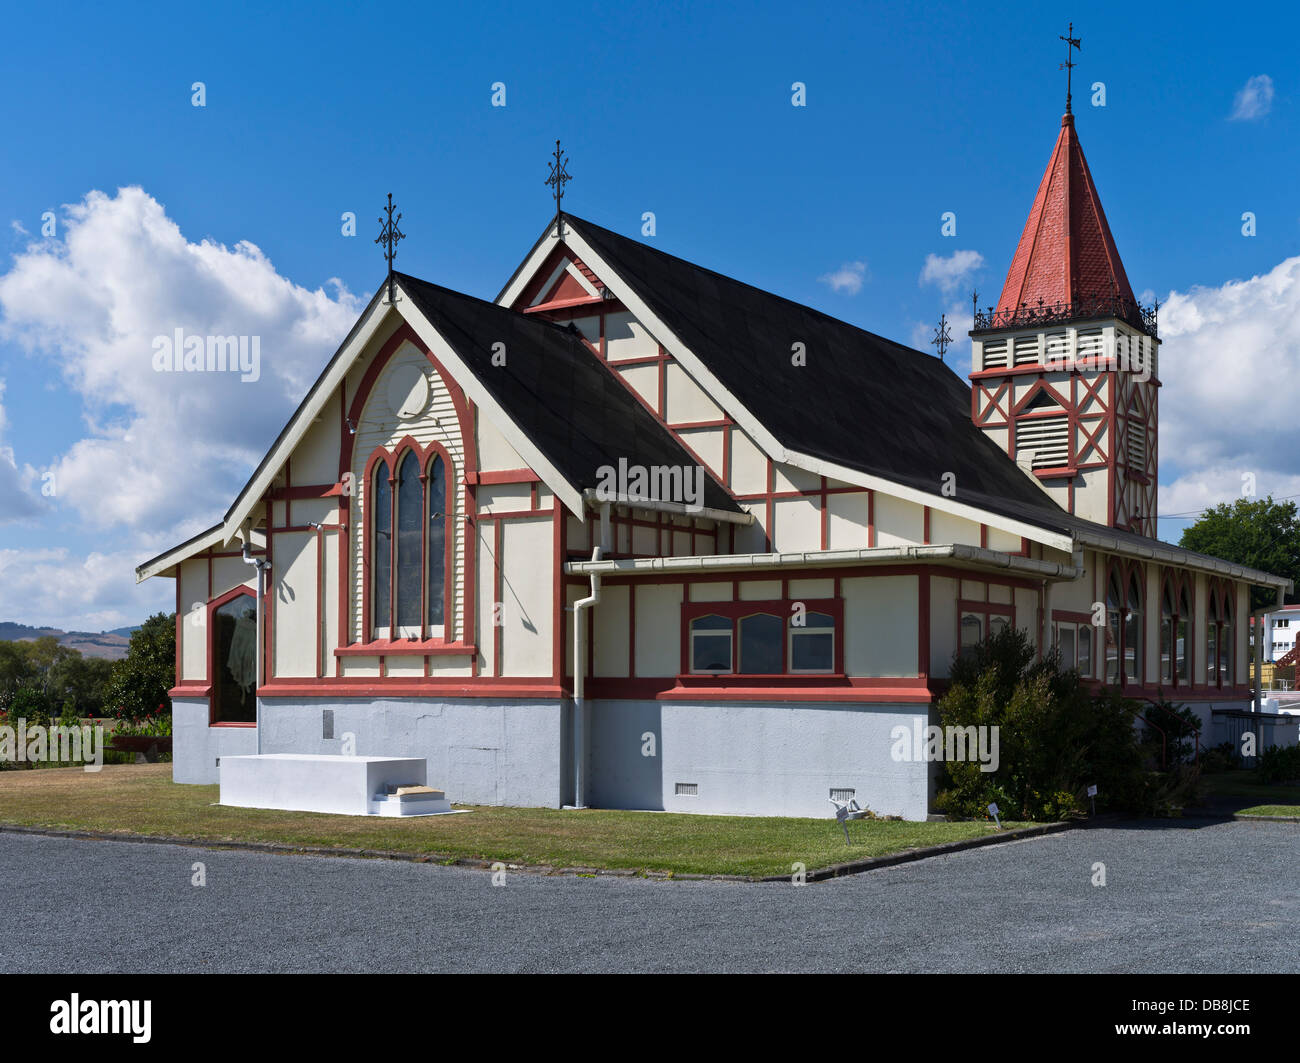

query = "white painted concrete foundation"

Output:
[[586, 699, 934, 819], [220, 753, 451, 816]]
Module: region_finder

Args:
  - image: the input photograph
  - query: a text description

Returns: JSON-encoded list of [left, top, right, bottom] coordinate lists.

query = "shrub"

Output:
[[935, 626, 1150, 820], [1199, 742, 1239, 775], [1256, 744, 1300, 785], [1140, 696, 1202, 768]]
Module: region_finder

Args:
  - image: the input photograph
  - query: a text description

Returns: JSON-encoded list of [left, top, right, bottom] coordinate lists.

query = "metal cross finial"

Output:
[[375, 192, 405, 305], [545, 139, 572, 235], [932, 313, 953, 363], [1059, 22, 1082, 114]]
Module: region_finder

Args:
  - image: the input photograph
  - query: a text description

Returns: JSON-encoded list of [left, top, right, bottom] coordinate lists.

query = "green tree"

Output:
[[103, 613, 176, 720], [48, 654, 115, 717], [0, 641, 39, 712], [1178, 496, 1300, 611]]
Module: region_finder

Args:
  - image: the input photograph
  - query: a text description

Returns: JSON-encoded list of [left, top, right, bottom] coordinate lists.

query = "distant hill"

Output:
[[0, 621, 139, 661]]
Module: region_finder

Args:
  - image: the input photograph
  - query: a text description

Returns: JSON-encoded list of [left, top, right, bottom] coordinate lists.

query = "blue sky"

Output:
[[2, 0, 1299, 629]]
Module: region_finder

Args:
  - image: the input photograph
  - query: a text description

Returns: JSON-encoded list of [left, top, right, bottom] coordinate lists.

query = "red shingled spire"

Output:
[[995, 113, 1136, 320]]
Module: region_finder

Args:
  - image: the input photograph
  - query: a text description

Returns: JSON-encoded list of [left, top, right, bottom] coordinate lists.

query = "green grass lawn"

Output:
[[1234, 806, 1300, 818], [0, 764, 1031, 877], [1198, 770, 1300, 818]]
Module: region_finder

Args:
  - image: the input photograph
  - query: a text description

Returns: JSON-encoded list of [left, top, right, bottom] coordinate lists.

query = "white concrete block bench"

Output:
[[219, 753, 460, 817]]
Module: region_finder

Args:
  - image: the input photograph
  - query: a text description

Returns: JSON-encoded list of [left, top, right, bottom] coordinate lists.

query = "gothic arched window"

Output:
[[427, 454, 446, 628], [368, 443, 454, 641], [372, 462, 392, 637], [1125, 573, 1143, 683]]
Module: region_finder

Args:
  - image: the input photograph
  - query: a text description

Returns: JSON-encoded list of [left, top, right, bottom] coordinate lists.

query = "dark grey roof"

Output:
[[395, 272, 738, 513], [560, 215, 1297, 585], [563, 214, 1073, 532]]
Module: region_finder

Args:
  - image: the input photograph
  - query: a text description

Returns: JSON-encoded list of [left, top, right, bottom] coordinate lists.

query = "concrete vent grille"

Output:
[[830, 787, 855, 803], [675, 782, 699, 796]]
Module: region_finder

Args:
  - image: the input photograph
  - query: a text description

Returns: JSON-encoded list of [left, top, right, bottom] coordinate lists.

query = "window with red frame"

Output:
[[1207, 584, 1233, 688], [370, 447, 449, 639], [1159, 577, 1191, 686], [684, 599, 840, 676]]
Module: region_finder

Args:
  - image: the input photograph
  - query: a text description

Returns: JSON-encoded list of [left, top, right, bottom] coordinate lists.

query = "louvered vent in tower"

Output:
[[982, 339, 1008, 369], [1016, 416, 1069, 470], [1013, 335, 1040, 365], [1127, 419, 1146, 471]]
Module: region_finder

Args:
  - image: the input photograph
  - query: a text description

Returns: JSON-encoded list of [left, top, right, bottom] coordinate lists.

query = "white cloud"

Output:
[[818, 260, 868, 295], [0, 187, 362, 534], [0, 546, 173, 633], [1230, 74, 1274, 121], [0, 380, 46, 524], [920, 249, 984, 294], [1158, 255, 1300, 514]]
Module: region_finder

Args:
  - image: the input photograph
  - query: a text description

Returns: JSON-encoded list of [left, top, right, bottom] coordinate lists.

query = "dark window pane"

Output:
[[739, 613, 782, 674], [395, 452, 422, 631], [1161, 618, 1172, 682], [1125, 577, 1142, 681], [1059, 625, 1075, 669], [1078, 627, 1092, 674], [960, 613, 982, 659], [791, 632, 833, 672], [1176, 619, 1188, 681], [793, 612, 834, 629], [692, 634, 732, 672], [213, 596, 257, 723], [427, 456, 446, 627], [692, 613, 731, 631], [372, 469, 391, 633]]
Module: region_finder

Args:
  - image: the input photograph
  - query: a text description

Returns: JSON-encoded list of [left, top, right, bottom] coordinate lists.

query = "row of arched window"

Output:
[[368, 445, 449, 640], [1099, 564, 1234, 689]]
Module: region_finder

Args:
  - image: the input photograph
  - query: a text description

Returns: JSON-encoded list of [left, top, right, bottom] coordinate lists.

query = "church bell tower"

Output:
[[969, 94, 1160, 538]]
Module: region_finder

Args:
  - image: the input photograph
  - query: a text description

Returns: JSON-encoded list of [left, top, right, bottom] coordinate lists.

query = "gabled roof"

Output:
[[505, 214, 1289, 591], [392, 272, 737, 513], [556, 213, 1072, 535], [136, 273, 739, 581], [995, 112, 1136, 318]]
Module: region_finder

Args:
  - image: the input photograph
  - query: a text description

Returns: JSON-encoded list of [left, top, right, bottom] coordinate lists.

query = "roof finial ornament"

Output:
[[1059, 22, 1082, 115], [546, 139, 572, 238], [375, 192, 405, 306], [931, 313, 953, 363]]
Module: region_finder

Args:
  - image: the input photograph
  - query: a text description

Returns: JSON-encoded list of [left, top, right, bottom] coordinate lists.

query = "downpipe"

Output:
[[241, 541, 272, 755], [569, 503, 610, 809]]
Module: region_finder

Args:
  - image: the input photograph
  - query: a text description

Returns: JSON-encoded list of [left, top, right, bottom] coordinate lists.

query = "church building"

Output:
[[137, 102, 1290, 820]]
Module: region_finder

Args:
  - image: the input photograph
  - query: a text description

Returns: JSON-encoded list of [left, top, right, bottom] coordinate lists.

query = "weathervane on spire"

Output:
[[375, 192, 404, 305], [1059, 22, 1082, 114], [932, 313, 953, 363], [546, 139, 572, 237]]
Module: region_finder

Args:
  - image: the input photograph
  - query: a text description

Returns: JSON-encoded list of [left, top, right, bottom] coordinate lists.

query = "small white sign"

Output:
[[835, 804, 849, 823], [1087, 785, 1098, 798], [987, 802, 999, 816]]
